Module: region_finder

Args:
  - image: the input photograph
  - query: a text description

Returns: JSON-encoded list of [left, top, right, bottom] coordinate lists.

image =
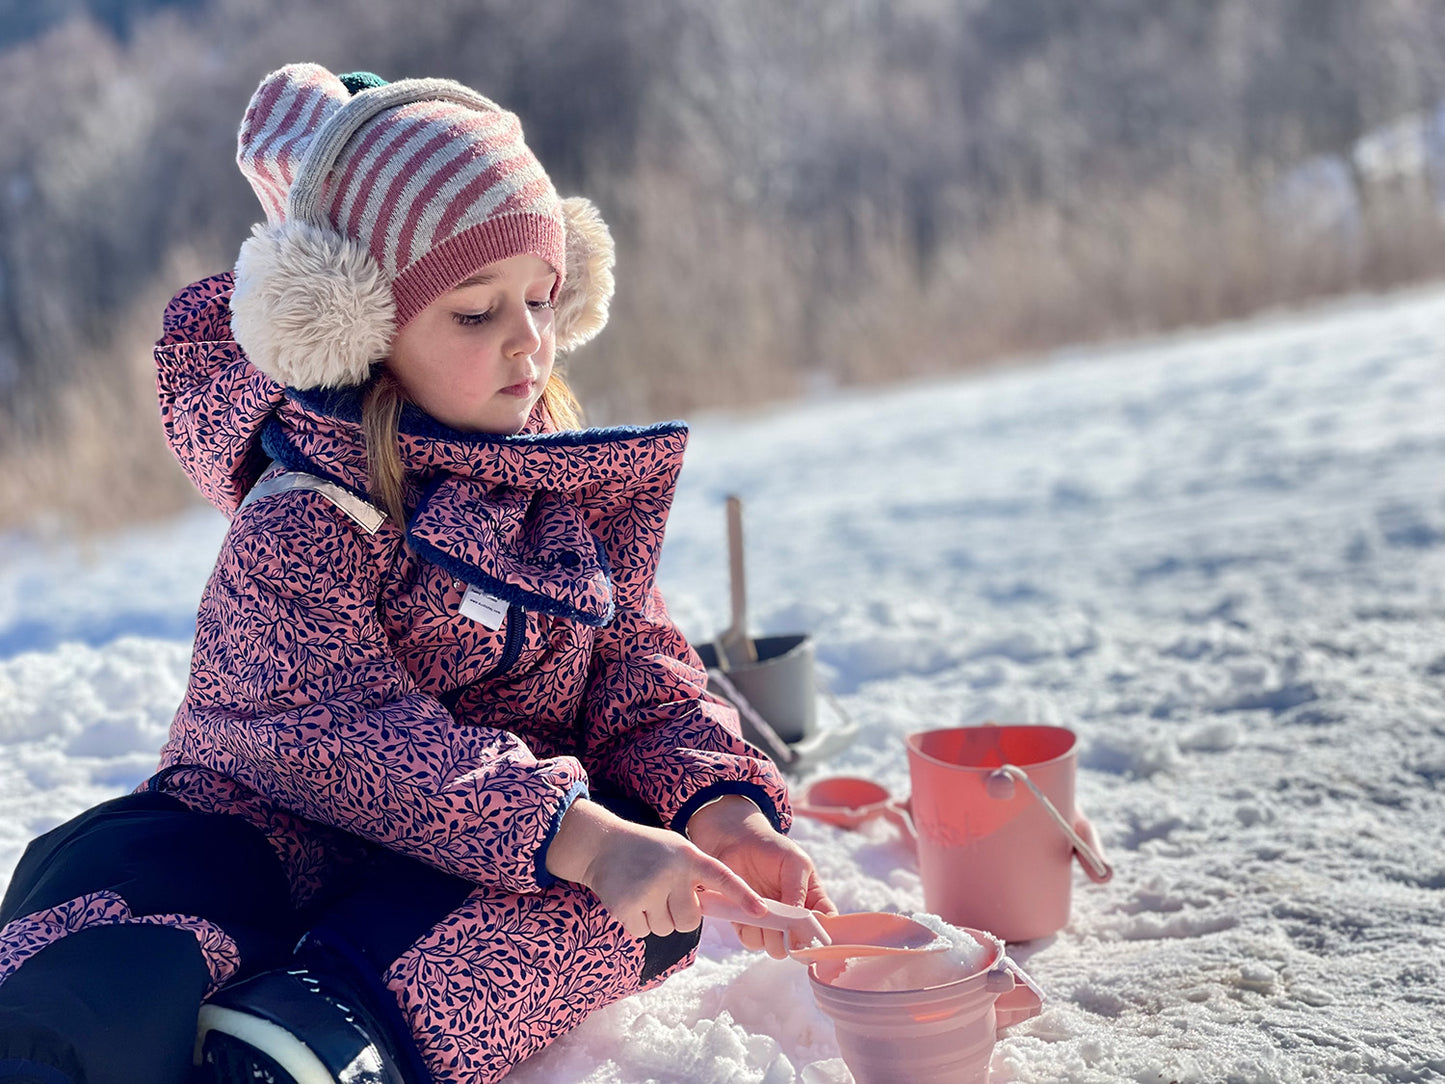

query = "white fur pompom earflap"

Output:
[[554, 197, 616, 353], [230, 220, 395, 389]]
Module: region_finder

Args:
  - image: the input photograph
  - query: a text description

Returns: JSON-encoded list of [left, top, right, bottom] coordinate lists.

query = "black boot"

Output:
[[194, 965, 415, 1084]]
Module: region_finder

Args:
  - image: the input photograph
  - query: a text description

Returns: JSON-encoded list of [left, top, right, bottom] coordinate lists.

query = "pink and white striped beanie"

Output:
[[230, 63, 614, 389]]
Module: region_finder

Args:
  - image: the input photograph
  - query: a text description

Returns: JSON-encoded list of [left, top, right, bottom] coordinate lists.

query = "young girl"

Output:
[[0, 64, 831, 1084]]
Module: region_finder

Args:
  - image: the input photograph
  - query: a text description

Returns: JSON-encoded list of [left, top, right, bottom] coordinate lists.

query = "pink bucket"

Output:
[[808, 928, 1043, 1084], [906, 725, 1112, 942]]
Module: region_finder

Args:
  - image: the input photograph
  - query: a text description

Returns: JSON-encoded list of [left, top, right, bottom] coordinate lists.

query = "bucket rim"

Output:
[[806, 926, 1006, 997], [718, 631, 813, 673], [905, 724, 1077, 773]]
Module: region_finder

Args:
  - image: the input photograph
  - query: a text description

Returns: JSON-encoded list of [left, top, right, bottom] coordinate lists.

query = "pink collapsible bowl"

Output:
[[795, 776, 892, 826], [907, 725, 1109, 943], [808, 927, 1043, 1084]]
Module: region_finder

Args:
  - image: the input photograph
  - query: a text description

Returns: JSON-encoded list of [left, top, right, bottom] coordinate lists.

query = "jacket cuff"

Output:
[[671, 780, 785, 837], [533, 779, 590, 889]]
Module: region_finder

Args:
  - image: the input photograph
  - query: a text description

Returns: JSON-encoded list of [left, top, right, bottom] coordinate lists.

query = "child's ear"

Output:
[[554, 197, 616, 354]]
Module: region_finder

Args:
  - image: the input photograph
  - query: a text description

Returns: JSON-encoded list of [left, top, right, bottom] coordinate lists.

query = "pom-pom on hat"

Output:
[[230, 63, 614, 390]]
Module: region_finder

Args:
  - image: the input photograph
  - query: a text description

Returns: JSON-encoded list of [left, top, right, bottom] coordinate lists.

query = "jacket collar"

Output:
[[407, 478, 616, 626], [269, 384, 689, 619]]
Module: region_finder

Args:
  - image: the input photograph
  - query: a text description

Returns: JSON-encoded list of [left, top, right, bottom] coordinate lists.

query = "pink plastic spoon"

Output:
[[697, 890, 945, 964]]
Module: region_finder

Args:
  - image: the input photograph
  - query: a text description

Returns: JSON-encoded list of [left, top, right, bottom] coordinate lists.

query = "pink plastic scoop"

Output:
[[793, 777, 917, 847], [697, 890, 945, 964]]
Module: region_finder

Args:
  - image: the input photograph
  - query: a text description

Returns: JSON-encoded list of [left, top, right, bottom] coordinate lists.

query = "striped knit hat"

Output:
[[230, 63, 614, 389]]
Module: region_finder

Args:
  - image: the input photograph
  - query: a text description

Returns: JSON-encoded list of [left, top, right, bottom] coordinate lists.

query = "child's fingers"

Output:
[[645, 905, 677, 938], [730, 919, 790, 958], [694, 856, 768, 918], [617, 910, 651, 941], [732, 921, 766, 952], [670, 889, 703, 933], [804, 872, 838, 916], [782, 853, 811, 908], [761, 927, 790, 959]]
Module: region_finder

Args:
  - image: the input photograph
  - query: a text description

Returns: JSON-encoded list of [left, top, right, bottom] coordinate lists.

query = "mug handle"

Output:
[[992, 957, 1046, 1030]]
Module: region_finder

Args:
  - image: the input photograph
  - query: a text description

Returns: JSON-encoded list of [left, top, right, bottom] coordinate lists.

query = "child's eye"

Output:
[[454, 310, 493, 327], [528, 298, 555, 312]]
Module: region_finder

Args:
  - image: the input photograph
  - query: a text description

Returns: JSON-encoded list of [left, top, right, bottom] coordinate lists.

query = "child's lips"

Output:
[[499, 380, 535, 398]]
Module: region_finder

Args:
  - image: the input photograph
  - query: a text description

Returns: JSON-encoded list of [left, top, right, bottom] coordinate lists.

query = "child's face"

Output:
[[388, 253, 558, 434]]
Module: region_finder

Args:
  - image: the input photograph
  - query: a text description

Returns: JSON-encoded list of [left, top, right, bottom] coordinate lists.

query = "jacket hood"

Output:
[[156, 273, 287, 514], [156, 273, 688, 618]]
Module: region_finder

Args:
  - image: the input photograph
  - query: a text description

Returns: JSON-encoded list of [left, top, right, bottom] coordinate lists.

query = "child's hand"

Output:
[[686, 795, 837, 959], [545, 798, 767, 940]]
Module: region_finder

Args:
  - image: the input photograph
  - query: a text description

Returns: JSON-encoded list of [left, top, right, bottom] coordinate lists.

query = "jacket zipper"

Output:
[[484, 603, 526, 680], [442, 603, 528, 710]]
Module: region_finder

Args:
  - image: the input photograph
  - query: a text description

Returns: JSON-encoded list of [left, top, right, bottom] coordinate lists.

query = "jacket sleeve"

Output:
[[166, 491, 588, 894], [578, 586, 793, 835]]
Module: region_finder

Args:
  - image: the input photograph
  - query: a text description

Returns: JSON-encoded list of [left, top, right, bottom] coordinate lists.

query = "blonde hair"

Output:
[[362, 369, 583, 527]]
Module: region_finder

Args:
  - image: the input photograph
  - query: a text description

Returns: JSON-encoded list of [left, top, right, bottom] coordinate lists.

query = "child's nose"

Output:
[[504, 304, 544, 356]]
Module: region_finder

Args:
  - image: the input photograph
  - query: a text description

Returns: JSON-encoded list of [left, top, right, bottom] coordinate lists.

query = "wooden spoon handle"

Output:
[[722, 495, 757, 662]]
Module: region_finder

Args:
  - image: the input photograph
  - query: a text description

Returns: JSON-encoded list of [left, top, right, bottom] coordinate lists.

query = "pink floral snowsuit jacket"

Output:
[[91, 273, 791, 1080]]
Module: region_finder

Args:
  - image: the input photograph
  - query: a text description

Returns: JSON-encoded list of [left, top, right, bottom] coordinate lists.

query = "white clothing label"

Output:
[[459, 585, 509, 629]]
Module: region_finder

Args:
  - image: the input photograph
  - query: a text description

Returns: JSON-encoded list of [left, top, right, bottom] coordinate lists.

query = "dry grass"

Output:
[[0, 374, 196, 539], [5, 168, 1444, 537], [0, 250, 215, 538]]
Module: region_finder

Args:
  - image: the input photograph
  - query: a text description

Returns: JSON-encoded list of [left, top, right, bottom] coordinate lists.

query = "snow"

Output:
[[828, 922, 995, 993], [4, 284, 1445, 1081], [906, 912, 995, 971]]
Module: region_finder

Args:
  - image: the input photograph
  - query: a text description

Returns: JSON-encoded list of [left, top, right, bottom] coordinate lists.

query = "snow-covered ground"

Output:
[[3, 286, 1444, 1082]]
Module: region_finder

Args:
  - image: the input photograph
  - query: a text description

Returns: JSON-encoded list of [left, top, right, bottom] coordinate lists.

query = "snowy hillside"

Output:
[[2, 286, 1444, 1082]]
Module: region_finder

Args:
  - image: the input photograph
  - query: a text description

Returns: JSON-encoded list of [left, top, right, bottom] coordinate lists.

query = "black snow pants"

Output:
[[0, 787, 699, 1084], [0, 791, 446, 1084]]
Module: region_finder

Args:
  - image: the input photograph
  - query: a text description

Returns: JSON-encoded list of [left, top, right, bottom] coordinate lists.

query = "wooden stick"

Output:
[[721, 494, 758, 663]]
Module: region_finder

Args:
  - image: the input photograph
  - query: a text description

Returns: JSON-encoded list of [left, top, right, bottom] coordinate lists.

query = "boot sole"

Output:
[[194, 1004, 336, 1084]]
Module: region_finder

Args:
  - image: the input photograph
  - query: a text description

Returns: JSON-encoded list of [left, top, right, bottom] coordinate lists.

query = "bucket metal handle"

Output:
[[986, 764, 1114, 884], [705, 666, 862, 773], [706, 666, 799, 766]]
